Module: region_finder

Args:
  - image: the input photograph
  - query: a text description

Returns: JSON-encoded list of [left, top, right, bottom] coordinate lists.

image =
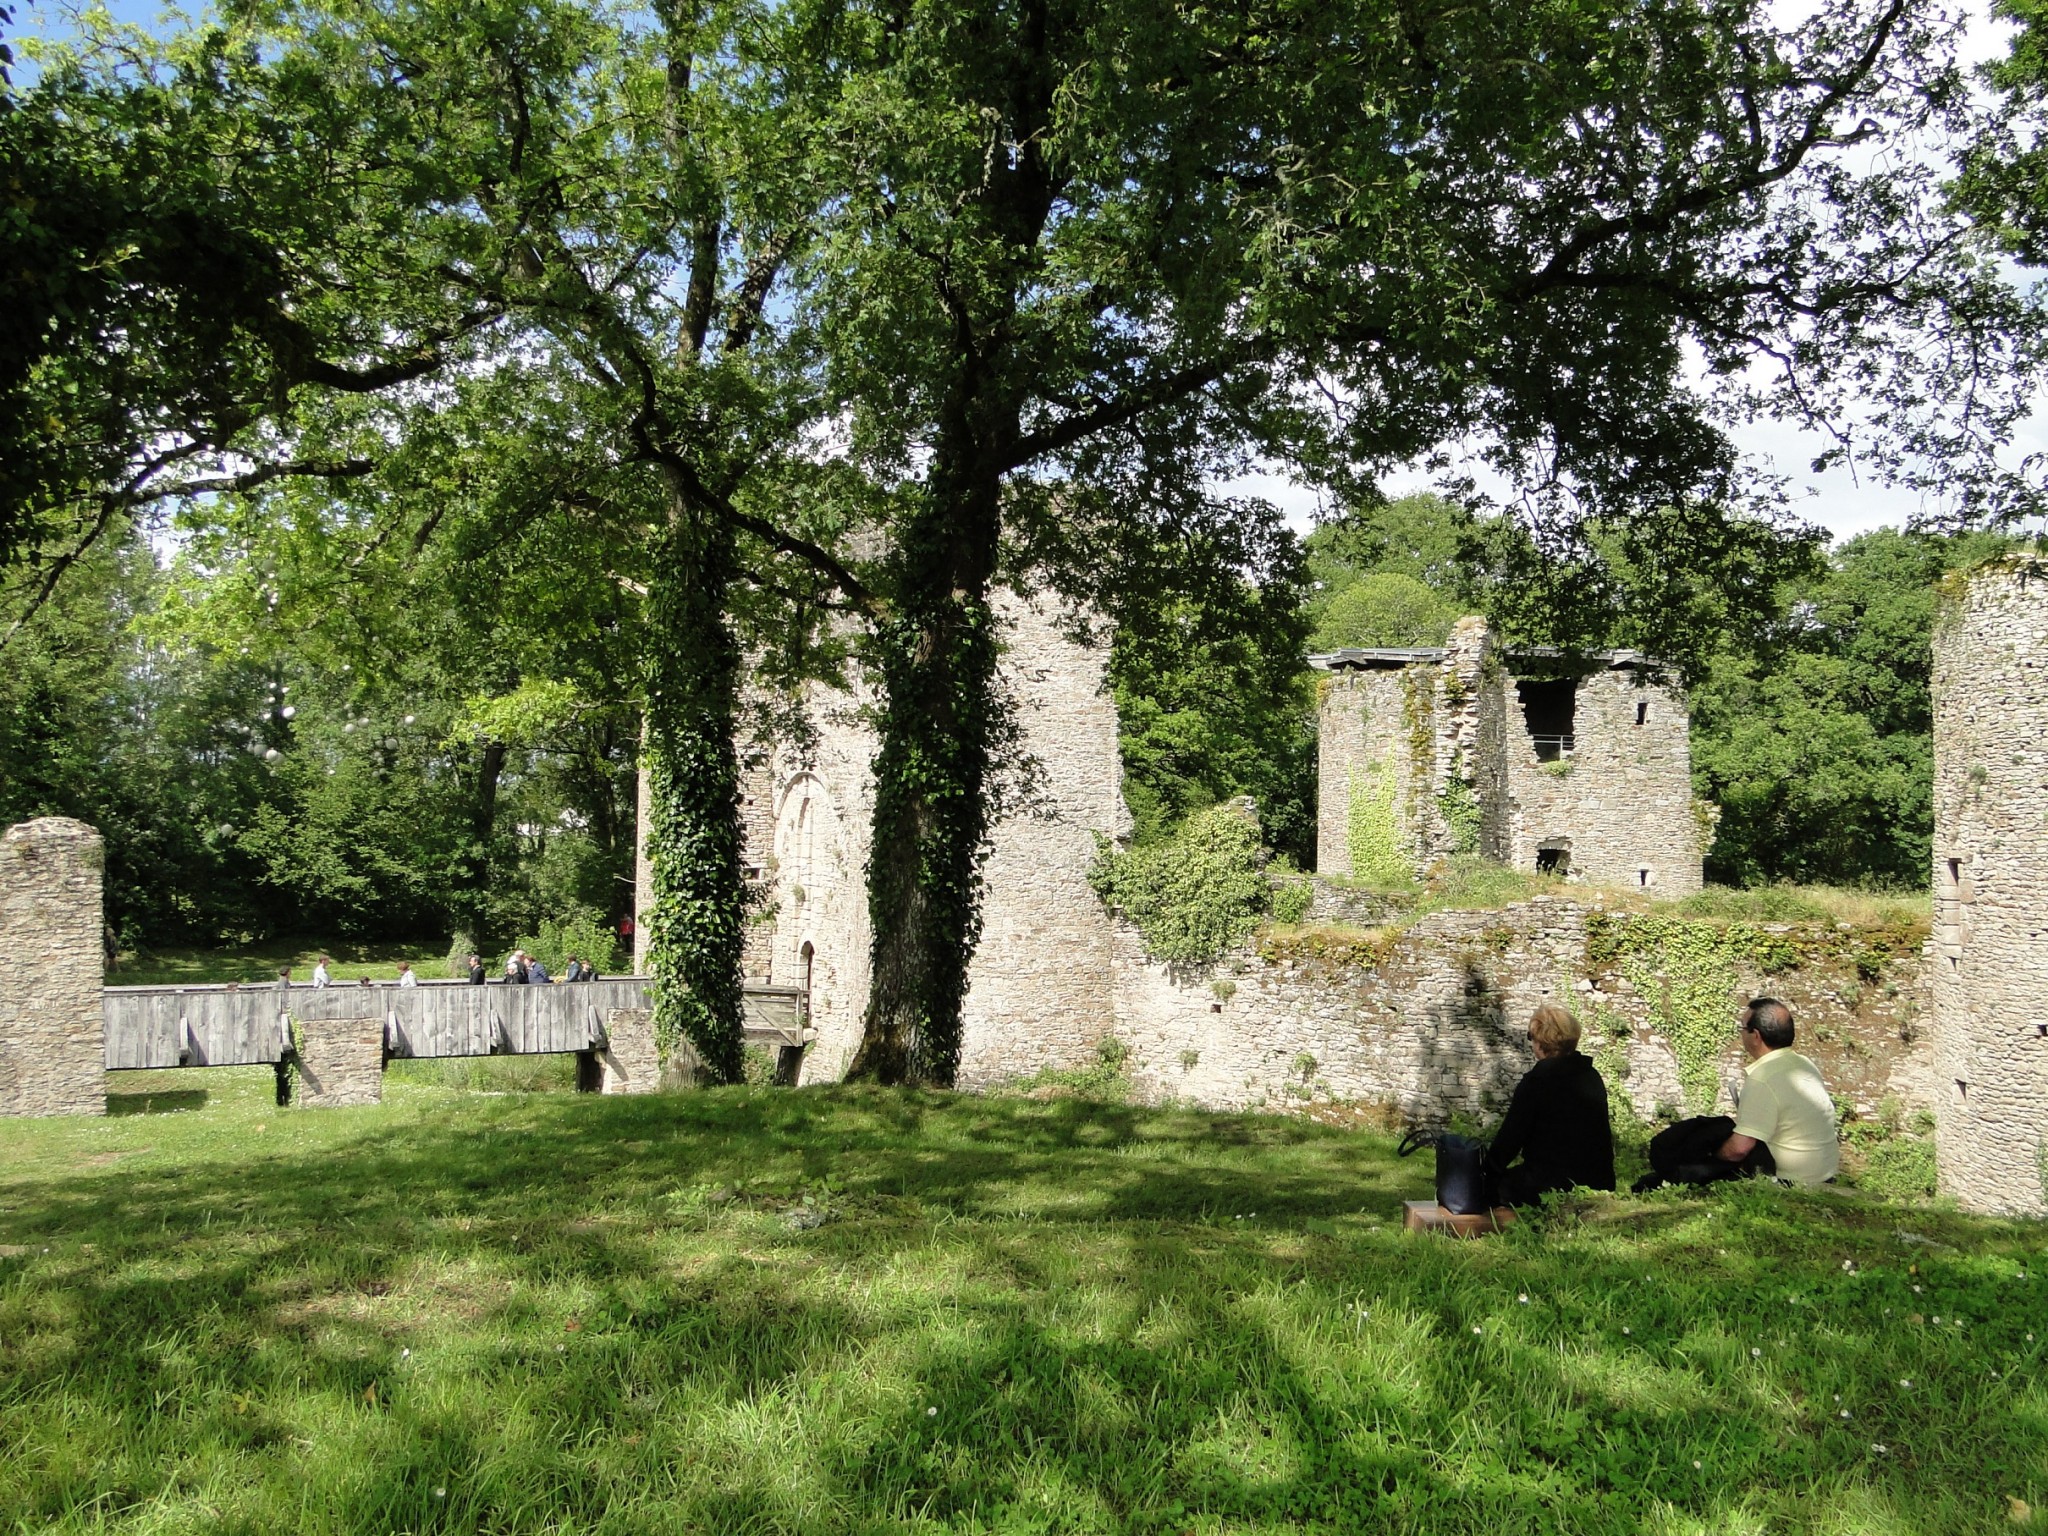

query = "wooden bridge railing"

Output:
[[101, 978, 809, 1071]]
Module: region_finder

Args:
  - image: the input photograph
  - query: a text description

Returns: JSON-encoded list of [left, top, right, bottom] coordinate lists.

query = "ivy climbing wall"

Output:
[[1114, 893, 1936, 1126], [1317, 667, 1424, 881], [1931, 556, 2048, 1215]]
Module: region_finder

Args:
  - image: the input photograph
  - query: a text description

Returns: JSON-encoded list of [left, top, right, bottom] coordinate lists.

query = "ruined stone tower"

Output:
[[742, 592, 1128, 1086], [1312, 618, 1701, 892], [1931, 555, 2048, 1215]]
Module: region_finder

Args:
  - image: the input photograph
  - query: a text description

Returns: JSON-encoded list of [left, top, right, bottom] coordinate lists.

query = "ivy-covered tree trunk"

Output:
[[848, 451, 1005, 1087], [641, 501, 746, 1083]]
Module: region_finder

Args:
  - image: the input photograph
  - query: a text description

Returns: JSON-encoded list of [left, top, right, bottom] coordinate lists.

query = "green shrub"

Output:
[[1842, 1107, 1940, 1201], [1000, 1036, 1134, 1101], [1090, 805, 1272, 964], [512, 905, 624, 976], [1270, 878, 1313, 925], [1436, 780, 1482, 854], [1859, 1134, 1938, 1200]]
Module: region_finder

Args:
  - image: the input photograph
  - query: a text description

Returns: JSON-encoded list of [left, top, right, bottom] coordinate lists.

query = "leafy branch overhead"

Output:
[[8, 0, 2048, 1089]]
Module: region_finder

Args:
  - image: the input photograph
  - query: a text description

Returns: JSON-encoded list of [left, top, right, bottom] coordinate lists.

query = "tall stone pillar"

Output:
[[1931, 555, 2048, 1215], [1430, 616, 1507, 863], [0, 818, 106, 1117]]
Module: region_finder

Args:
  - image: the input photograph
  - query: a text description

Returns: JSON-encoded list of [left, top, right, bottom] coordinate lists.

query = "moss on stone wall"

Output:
[[1346, 764, 1409, 885], [1256, 923, 1409, 970], [1583, 911, 1929, 1113]]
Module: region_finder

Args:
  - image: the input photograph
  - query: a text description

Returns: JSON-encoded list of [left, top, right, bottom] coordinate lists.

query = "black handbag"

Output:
[[1398, 1128, 1491, 1215]]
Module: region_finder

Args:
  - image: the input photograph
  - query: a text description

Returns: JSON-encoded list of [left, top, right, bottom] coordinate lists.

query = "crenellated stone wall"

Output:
[[1931, 556, 2048, 1215], [0, 818, 106, 1118]]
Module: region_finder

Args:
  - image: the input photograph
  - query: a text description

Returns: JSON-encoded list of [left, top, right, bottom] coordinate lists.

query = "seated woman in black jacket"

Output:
[[1484, 1005, 1616, 1207]]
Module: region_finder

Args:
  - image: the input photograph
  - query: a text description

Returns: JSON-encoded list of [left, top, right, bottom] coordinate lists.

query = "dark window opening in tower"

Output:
[[1516, 678, 1578, 762]]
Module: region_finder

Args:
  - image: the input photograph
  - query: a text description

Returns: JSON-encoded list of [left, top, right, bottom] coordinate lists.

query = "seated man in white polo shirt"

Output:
[[1636, 997, 1840, 1190], [1715, 997, 1840, 1186]]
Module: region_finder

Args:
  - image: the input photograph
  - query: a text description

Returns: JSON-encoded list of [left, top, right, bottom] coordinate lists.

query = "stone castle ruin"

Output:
[[1931, 555, 2048, 1216], [734, 604, 1705, 1098], [1311, 616, 1703, 893], [8, 572, 2041, 1218]]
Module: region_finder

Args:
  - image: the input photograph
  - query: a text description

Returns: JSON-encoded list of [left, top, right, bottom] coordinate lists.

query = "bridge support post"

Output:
[[289, 994, 387, 1108], [0, 818, 105, 1117], [591, 1008, 660, 1095]]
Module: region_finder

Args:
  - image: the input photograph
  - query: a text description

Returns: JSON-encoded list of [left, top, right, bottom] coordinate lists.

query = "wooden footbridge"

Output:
[[100, 977, 812, 1090]]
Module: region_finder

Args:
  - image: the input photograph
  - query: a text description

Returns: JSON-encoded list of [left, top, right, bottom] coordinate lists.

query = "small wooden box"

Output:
[[1403, 1199, 1515, 1237]]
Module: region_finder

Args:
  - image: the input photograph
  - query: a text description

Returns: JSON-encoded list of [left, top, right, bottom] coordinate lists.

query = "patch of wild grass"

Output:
[[107, 939, 454, 988], [0, 1078, 2041, 1534], [1674, 884, 1931, 929]]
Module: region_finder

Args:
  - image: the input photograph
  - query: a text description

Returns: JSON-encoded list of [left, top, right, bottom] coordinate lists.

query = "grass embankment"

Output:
[[107, 940, 453, 989], [1, 1080, 2042, 1534], [1329, 862, 1931, 925]]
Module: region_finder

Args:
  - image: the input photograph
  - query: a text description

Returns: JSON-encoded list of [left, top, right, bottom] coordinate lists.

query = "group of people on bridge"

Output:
[[468, 951, 602, 986]]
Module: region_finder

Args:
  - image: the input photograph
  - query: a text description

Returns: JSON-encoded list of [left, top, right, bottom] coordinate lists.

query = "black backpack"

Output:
[[1398, 1128, 1490, 1215]]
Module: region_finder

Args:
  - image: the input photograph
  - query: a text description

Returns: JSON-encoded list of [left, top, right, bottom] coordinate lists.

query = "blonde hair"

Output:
[[1528, 1005, 1582, 1053]]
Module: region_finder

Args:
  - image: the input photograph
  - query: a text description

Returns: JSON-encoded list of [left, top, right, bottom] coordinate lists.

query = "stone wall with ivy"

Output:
[[1930, 555, 2048, 1216], [743, 592, 1127, 1089], [1316, 667, 1422, 881], [1112, 892, 1936, 1127]]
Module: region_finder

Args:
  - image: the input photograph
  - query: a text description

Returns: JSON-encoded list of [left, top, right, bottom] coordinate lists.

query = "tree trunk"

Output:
[[848, 442, 1005, 1087], [641, 503, 747, 1083], [455, 737, 506, 950], [847, 12, 1056, 1086]]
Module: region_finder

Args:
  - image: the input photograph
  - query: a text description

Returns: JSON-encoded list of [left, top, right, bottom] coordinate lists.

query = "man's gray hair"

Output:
[[1744, 997, 1795, 1049]]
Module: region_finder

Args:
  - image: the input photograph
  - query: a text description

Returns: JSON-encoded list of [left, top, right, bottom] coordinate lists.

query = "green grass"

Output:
[[1672, 884, 1932, 928], [108, 938, 454, 988], [1312, 867, 1931, 931], [2, 1080, 2043, 1534]]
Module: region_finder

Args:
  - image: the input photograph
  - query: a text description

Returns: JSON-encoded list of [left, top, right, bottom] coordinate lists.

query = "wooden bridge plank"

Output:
[[106, 977, 808, 1071]]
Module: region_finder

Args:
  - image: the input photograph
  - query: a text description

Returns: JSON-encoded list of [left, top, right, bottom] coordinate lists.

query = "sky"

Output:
[[18, 0, 2043, 548]]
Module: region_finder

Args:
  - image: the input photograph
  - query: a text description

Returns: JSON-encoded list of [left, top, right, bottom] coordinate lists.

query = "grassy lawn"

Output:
[[1, 1079, 2042, 1534], [107, 940, 455, 989]]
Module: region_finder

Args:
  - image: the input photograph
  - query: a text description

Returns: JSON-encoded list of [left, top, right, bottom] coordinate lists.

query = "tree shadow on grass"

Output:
[[105, 1088, 209, 1115], [0, 1086, 2039, 1534]]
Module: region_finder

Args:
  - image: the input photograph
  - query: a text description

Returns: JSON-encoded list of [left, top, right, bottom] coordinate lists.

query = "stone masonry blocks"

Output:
[[597, 1008, 661, 1094], [1314, 622, 1701, 893], [289, 993, 387, 1108], [748, 591, 1126, 1088], [0, 818, 106, 1117], [1931, 556, 2048, 1215]]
